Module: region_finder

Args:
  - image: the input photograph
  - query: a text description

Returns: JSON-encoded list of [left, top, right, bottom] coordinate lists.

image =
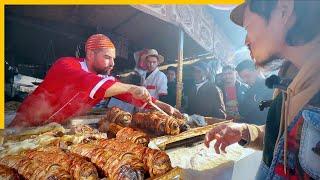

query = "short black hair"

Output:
[[248, 0, 320, 46], [193, 62, 209, 75], [167, 66, 177, 72], [236, 60, 255, 73]]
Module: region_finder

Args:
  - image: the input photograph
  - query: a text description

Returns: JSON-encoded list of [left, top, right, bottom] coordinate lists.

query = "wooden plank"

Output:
[[151, 167, 183, 180], [155, 120, 231, 150], [68, 115, 105, 126]]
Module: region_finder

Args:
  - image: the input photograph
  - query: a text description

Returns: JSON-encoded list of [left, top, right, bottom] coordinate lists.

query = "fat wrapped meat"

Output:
[[107, 123, 124, 135], [0, 164, 20, 180], [23, 147, 98, 180], [132, 111, 180, 135], [152, 111, 190, 132], [99, 107, 132, 132], [70, 143, 144, 180], [116, 127, 150, 146], [93, 139, 172, 177], [0, 154, 71, 180]]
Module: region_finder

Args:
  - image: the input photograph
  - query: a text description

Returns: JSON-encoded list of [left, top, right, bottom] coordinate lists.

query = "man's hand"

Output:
[[128, 86, 151, 102], [204, 123, 248, 154]]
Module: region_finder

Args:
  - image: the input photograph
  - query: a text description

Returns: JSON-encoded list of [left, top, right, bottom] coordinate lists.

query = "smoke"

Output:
[[14, 83, 94, 127], [256, 58, 285, 77]]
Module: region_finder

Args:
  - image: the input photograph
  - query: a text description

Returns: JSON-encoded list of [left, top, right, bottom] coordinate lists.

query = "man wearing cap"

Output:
[[236, 60, 273, 125], [9, 34, 179, 127], [205, 1, 320, 179], [186, 62, 226, 119], [140, 49, 168, 100]]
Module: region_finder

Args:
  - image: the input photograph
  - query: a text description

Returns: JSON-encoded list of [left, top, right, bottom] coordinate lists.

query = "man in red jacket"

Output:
[[9, 34, 180, 127]]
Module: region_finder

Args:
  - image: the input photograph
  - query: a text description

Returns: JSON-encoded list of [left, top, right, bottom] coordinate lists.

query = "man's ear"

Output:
[[86, 50, 94, 61], [277, 0, 294, 25]]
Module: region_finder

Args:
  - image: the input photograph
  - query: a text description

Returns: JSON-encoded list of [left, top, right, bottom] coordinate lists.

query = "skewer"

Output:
[[140, 101, 169, 116], [148, 101, 169, 116]]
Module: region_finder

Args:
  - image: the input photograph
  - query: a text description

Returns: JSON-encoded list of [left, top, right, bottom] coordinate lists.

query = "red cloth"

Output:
[[10, 57, 151, 127], [225, 87, 237, 100], [274, 117, 311, 180], [224, 86, 240, 119]]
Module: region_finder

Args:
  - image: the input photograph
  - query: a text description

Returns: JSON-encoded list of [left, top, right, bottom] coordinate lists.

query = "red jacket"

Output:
[[10, 57, 147, 127]]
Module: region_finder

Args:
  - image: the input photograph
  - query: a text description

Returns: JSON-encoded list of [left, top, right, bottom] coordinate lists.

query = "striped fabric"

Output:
[[85, 34, 115, 52]]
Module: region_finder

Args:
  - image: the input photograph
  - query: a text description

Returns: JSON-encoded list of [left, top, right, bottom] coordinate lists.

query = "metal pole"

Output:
[[176, 29, 184, 109]]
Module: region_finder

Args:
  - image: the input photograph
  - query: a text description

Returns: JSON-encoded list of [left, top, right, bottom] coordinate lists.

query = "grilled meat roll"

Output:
[[70, 143, 144, 180], [93, 139, 172, 177], [99, 107, 132, 132], [23, 147, 98, 180], [0, 164, 20, 180], [116, 127, 150, 146], [0, 154, 71, 180], [132, 112, 180, 135]]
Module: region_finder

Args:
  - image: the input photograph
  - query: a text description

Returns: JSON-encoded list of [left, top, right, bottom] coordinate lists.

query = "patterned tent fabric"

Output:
[[132, 5, 214, 52]]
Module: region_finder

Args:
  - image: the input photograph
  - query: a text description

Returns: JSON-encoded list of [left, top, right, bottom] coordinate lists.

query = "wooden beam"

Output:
[[175, 29, 184, 109], [118, 53, 215, 77]]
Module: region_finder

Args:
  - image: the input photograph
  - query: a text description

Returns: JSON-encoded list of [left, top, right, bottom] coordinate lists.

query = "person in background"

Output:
[[161, 66, 177, 107], [133, 49, 148, 83], [140, 49, 168, 100], [215, 72, 224, 88], [186, 62, 226, 118], [235, 60, 273, 125], [221, 65, 248, 120]]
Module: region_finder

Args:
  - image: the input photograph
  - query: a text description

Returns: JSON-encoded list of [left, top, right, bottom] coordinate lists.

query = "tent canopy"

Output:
[[6, 5, 207, 76]]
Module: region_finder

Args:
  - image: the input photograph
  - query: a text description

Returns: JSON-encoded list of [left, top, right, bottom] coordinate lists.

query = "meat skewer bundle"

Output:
[[107, 123, 124, 135], [132, 112, 180, 135], [116, 127, 150, 146], [92, 139, 172, 177], [132, 112, 166, 135], [71, 124, 101, 135], [0, 164, 21, 180], [99, 107, 132, 131], [70, 143, 145, 180], [23, 147, 99, 180], [152, 111, 190, 132], [69, 124, 108, 144], [0, 154, 71, 180]]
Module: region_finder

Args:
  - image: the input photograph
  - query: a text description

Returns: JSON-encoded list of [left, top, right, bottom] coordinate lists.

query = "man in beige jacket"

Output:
[[205, 0, 320, 179]]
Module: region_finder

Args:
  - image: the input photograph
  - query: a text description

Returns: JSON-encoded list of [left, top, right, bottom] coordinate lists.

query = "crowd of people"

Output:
[[105, 45, 272, 126]]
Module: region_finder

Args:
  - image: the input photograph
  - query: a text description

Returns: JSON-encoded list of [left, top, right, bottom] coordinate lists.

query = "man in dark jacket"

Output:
[[161, 66, 177, 107], [186, 62, 226, 118], [236, 60, 273, 125]]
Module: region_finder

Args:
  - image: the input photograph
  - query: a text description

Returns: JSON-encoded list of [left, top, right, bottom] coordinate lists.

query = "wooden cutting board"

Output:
[[151, 167, 183, 180], [153, 120, 232, 150], [68, 115, 105, 126]]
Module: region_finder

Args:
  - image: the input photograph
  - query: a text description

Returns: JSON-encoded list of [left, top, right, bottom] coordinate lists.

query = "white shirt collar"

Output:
[[80, 59, 111, 78], [195, 79, 208, 93], [145, 68, 159, 79], [79, 60, 89, 72]]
